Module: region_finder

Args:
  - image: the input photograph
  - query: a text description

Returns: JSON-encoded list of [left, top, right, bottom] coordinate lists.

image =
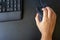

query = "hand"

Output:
[[35, 7, 57, 40]]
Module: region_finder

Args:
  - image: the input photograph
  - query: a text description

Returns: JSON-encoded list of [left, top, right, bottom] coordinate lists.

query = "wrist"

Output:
[[41, 34, 52, 40]]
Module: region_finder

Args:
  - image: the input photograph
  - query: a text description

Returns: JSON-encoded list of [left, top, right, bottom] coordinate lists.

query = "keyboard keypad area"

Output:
[[0, 0, 21, 12]]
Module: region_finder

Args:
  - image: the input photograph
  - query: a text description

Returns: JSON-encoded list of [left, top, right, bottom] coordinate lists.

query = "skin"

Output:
[[35, 7, 57, 40]]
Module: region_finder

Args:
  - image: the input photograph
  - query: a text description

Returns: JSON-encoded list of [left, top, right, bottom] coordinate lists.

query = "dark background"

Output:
[[0, 0, 60, 40]]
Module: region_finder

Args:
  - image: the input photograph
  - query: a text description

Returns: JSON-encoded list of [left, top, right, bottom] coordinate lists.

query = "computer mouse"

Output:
[[36, 0, 47, 21], [36, 7, 43, 21]]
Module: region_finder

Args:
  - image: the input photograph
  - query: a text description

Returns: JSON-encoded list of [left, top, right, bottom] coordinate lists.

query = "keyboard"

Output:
[[0, 0, 23, 22]]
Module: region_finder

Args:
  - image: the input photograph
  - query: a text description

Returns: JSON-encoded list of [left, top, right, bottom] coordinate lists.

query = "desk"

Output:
[[0, 0, 60, 40]]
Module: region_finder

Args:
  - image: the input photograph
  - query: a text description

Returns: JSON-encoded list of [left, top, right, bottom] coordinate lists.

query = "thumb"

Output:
[[35, 13, 40, 24]]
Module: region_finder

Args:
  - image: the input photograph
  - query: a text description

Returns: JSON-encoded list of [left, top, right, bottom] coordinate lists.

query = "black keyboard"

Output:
[[0, 0, 21, 12], [0, 0, 23, 22]]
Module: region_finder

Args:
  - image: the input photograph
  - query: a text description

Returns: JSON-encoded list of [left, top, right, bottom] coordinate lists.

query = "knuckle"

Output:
[[46, 6, 50, 10], [53, 12, 57, 17], [46, 6, 49, 8], [46, 7, 52, 12]]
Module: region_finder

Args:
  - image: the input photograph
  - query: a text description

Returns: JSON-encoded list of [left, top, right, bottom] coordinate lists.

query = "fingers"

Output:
[[42, 7, 56, 20], [46, 7, 56, 19], [35, 6, 56, 23], [42, 8, 48, 21], [35, 13, 40, 24], [46, 7, 53, 18]]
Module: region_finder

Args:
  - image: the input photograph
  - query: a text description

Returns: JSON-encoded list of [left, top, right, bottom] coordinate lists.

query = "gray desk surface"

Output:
[[0, 0, 40, 40], [0, 0, 60, 40]]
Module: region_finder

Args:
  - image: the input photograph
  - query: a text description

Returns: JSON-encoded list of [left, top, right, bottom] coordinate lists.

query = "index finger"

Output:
[[42, 8, 48, 21]]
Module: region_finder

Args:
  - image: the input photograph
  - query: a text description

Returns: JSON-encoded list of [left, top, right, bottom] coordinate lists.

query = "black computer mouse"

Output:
[[36, 0, 47, 21]]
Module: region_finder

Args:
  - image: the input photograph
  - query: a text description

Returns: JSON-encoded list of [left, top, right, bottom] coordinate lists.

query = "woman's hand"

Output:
[[35, 7, 57, 40]]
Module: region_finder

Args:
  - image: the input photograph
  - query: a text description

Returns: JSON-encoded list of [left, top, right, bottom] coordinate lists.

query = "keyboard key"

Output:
[[7, 8, 9, 11], [0, 0, 21, 12], [0, 0, 1, 2], [0, 8, 1, 12], [18, 5, 20, 11], [3, 0, 5, 1], [10, 8, 13, 11], [7, 5, 9, 8], [14, 4, 16, 7], [14, 8, 16, 11], [7, 1, 9, 4], [11, 0, 13, 5], [11, 5, 13, 8], [3, 7, 5, 12], [0, 6, 1, 8], [7, 0, 9, 2]]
